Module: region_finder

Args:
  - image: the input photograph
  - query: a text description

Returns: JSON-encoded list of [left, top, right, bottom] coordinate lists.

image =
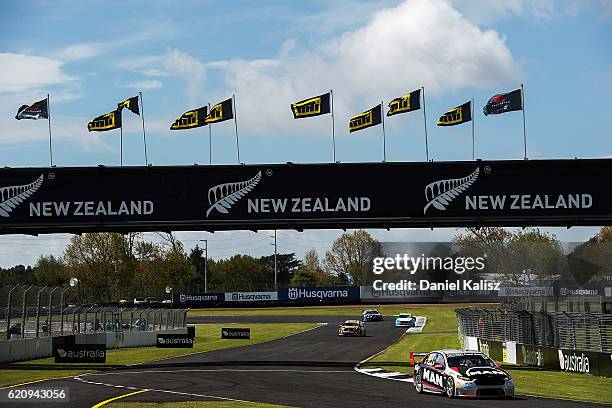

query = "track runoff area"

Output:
[[1, 305, 610, 407], [2, 159, 612, 407]]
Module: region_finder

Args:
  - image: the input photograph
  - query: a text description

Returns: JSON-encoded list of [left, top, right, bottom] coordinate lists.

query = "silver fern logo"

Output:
[[0, 175, 44, 218], [424, 168, 479, 214], [206, 171, 262, 217]]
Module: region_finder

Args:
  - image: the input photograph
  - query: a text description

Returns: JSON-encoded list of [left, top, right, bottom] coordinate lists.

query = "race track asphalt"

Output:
[[2, 315, 605, 407]]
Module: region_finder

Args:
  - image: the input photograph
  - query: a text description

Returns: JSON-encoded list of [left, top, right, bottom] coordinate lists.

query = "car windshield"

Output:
[[446, 355, 496, 374], [343, 322, 358, 327], [365, 310, 377, 314], [398, 314, 410, 318]]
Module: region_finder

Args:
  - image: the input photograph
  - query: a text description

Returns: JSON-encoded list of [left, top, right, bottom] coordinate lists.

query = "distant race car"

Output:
[[395, 313, 416, 328], [361, 309, 383, 321], [413, 349, 514, 398], [338, 320, 366, 337]]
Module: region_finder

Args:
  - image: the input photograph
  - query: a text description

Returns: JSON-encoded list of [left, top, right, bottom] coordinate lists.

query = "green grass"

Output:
[[0, 323, 317, 388], [189, 303, 490, 326], [363, 310, 612, 404], [107, 402, 290, 407], [507, 368, 612, 404]]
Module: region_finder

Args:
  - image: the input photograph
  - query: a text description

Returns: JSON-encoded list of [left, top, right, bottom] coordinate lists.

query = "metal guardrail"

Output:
[[0, 285, 188, 340], [456, 307, 612, 353]]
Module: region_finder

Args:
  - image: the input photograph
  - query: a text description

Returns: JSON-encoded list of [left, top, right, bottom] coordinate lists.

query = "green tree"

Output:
[[324, 230, 383, 285], [258, 253, 301, 287], [32, 255, 66, 286]]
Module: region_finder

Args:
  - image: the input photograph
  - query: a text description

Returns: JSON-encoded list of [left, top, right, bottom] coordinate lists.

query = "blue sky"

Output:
[[0, 0, 611, 267]]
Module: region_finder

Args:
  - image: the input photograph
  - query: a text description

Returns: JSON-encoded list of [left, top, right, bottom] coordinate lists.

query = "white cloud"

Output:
[[0, 53, 76, 93], [162, 49, 206, 104], [55, 43, 101, 61], [220, 0, 520, 136], [127, 80, 162, 90]]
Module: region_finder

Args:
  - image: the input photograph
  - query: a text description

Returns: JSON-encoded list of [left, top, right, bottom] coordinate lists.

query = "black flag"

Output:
[[205, 98, 233, 124], [170, 106, 208, 130], [349, 104, 382, 133], [483, 89, 522, 115], [88, 110, 122, 132], [437, 101, 472, 126], [387, 89, 421, 116], [291, 92, 331, 119], [15, 98, 49, 120], [118, 96, 140, 116]]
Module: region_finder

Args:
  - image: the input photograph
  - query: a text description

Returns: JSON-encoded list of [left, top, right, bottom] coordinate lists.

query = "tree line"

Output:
[[1, 227, 610, 303], [0, 230, 383, 303]]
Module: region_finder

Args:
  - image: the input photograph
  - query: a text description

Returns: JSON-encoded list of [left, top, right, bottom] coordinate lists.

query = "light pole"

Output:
[[200, 239, 208, 293], [165, 286, 173, 309], [70, 277, 80, 306], [270, 230, 277, 290]]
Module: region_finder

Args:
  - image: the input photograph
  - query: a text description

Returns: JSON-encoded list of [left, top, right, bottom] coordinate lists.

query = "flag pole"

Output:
[[330, 90, 336, 162], [381, 102, 386, 162], [139, 92, 148, 165], [421, 86, 429, 162], [208, 102, 212, 165], [232, 94, 240, 164], [521, 83, 527, 160], [471, 98, 475, 160], [120, 123, 123, 166], [47, 94, 53, 167]]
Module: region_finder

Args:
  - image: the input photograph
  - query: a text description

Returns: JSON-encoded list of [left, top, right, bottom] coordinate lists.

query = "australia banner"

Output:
[[1, 159, 612, 234]]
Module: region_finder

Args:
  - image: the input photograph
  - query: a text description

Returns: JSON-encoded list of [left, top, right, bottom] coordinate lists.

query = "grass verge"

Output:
[[0, 323, 317, 388], [363, 310, 612, 404]]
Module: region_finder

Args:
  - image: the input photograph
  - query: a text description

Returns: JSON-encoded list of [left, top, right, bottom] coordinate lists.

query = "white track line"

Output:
[[75, 376, 254, 403]]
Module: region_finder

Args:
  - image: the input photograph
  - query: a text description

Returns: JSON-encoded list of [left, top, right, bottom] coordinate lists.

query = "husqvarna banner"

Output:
[[225, 292, 278, 302], [278, 286, 359, 301], [2, 158, 612, 234]]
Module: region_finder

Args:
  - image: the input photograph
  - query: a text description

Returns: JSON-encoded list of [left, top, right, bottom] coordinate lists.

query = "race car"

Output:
[[413, 349, 514, 398], [361, 309, 383, 321], [394, 312, 416, 327], [338, 320, 366, 337]]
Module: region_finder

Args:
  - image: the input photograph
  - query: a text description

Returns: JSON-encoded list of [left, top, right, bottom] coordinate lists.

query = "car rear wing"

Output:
[[409, 351, 428, 366]]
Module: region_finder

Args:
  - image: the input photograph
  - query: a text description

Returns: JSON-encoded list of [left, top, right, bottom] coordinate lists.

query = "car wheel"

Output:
[[445, 377, 455, 398], [414, 372, 424, 394]]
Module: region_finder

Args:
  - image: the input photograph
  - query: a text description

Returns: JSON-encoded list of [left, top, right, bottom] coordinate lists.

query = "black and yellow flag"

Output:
[[291, 92, 331, 119], [88, 110, 122, 132], [387, 89, 421, 116], [118, 96, 140, 116], [205, 98, 233, 124], [349, 104, 382, 133], [437, 101, 472, 126], [170, 106, 208, 130]]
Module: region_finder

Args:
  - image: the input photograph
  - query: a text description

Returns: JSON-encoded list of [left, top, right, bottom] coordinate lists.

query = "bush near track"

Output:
[[0, 323, 318, 388], [364, 307, 612, 404]]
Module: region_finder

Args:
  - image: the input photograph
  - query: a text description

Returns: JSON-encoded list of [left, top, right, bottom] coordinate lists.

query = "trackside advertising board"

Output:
[[156, 334, 195, 348], [175, 293, 224, 305], [278, 286, 359, 301], [225, 292, 278, 302], [54, 344, 106, 363], [222, 328, 251, 339], [467, 336, 612, 377], [4, 158, 612, 235]]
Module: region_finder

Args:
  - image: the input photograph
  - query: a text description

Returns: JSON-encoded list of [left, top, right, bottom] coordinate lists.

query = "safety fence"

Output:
[[456, 307, 612, 353], [0, 285, 188, 340]]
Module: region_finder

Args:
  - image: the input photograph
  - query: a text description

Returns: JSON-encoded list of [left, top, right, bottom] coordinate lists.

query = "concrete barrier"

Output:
[[0, 328, 188, 363]]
